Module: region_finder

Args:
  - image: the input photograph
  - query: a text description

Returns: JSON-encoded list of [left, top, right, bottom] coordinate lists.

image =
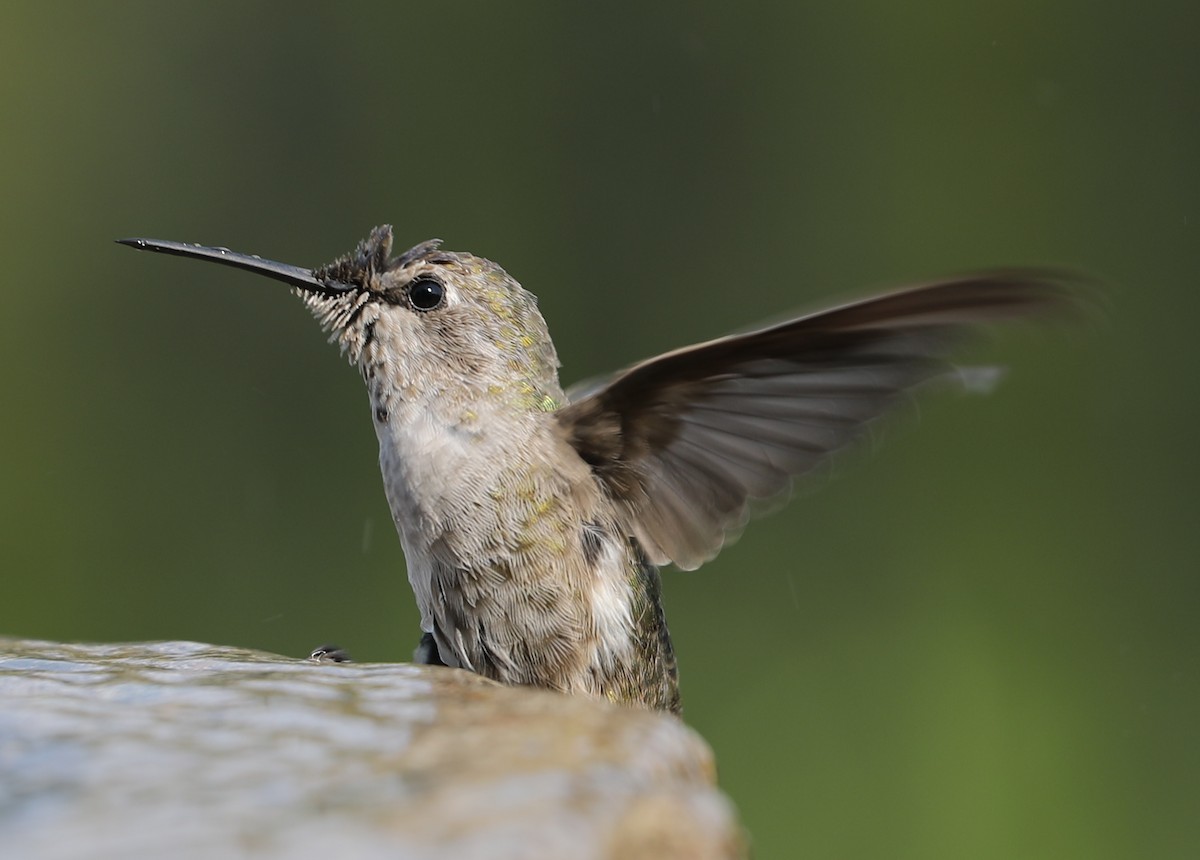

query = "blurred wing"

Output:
[[555, 271, 1077, 570]]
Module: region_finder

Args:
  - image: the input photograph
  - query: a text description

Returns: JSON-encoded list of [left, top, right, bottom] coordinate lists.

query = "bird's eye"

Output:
[[407, 277, 446, 312]]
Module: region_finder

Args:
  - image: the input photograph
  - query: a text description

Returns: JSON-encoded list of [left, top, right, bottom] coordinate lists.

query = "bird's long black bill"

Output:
[[115, 238, 354, 295]]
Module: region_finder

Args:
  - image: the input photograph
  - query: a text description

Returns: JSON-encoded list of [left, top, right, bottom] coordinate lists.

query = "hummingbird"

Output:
[[119, 226, 1076, 714]]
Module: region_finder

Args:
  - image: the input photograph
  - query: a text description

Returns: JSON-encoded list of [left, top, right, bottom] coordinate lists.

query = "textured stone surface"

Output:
[[0, 639, 744, 859]]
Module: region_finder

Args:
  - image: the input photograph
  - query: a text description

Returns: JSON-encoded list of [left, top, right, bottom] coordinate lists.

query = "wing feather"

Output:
[[556, 271, 1080, 569]]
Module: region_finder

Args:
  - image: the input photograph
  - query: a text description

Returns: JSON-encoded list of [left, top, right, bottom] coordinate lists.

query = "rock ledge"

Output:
[[0, 638, 744, 860]]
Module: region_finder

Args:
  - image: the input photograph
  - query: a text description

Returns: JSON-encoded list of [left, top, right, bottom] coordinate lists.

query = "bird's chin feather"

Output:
[[297, 289, 380, 365]]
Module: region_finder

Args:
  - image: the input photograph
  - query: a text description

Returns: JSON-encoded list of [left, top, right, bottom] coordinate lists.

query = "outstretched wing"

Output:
[[555, 271, 1078, 570]]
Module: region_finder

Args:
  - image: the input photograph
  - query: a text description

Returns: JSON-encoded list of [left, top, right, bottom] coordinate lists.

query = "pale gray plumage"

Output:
[[119, 227, 1077, 714]]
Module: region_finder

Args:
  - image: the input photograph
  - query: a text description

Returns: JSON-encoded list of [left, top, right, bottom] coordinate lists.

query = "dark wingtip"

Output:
[[828, 266, 1106, 331], [960, 266, 1108, 325]]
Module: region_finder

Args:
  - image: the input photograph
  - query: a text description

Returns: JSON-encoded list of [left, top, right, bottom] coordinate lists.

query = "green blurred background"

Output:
[[2, 3, 1197, 857]]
